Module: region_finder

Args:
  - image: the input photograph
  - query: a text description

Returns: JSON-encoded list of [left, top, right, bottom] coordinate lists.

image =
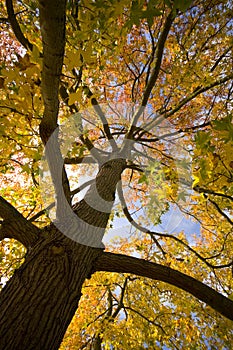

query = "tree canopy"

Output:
[[0, 0, 233, 349]]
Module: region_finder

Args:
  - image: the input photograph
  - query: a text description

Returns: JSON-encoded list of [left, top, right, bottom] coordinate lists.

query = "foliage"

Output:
[[0, 0, 233, 349]]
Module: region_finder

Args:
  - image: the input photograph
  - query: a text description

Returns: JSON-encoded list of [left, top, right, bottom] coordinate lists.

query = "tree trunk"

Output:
[[0, 230, 101, 350], [0, 159, 125, 350]]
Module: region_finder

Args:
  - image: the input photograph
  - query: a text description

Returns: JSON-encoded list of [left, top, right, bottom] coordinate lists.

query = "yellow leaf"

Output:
[[68, 89, 82, 105], [66, 50, 82, 70]]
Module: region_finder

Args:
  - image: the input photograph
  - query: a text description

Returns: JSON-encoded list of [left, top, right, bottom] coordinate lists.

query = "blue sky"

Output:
[[103, 204, 200, 245]]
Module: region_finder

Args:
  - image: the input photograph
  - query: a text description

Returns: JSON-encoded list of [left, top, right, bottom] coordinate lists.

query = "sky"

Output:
[[103, 203, 200, 245]]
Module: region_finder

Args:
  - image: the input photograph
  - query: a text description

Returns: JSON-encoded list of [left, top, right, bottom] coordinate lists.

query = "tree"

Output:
[[0, 0, 233, 349]]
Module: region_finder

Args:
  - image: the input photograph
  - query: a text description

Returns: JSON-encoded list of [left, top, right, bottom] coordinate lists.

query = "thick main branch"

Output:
[[94, 252, 233, 321], [0, 196, 40, 248], [38, 0, 71, 212], [38, 0, 67, 143]]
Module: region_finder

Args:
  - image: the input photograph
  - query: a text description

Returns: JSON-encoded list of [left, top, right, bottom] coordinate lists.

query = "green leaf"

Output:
[[212, 115, 232, 131], [174, 0, 192, 12], [138, 173, 149, 185], [195, 131, 211, 148], [177, 191, 187, 202]]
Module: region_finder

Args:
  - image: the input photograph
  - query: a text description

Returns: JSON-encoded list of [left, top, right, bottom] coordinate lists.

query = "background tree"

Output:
[[0, 0, 233, 349]]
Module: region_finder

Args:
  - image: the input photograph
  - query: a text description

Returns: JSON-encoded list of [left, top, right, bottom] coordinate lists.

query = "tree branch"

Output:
[[83, 85, 118, 152], [38, 0, 67, 143], [38, 0, 73, 216], [111, 277, 127, 319], [210, 46, 232, 72], [117, 182, 166, 255], [207, 197, 233, 226], [135, 121, 211, 142], [64, 155, 96, 164], [94, 251, 233, 321], [142, 73, 233, 133], [141, 10, 175, 107], [117, 183, 233, 269], [194, 185, 233, 202], [0, 196, 40, 248], [28, 179, 95, 222], [165, 73, 233, 118], [5, 0, 33, 51], [126, 9, 175, 138]]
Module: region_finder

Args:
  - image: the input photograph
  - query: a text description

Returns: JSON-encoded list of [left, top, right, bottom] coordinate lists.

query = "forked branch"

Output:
[[142, 73, 233, 133]]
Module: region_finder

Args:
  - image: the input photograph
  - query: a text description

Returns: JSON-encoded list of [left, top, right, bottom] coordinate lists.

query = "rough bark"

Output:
[[0, 160, 125, 350], [0, 229, 102, 350], [0, 196, 40, 248], [0, 2, 126, 349], [38, 0, 67, 142]]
